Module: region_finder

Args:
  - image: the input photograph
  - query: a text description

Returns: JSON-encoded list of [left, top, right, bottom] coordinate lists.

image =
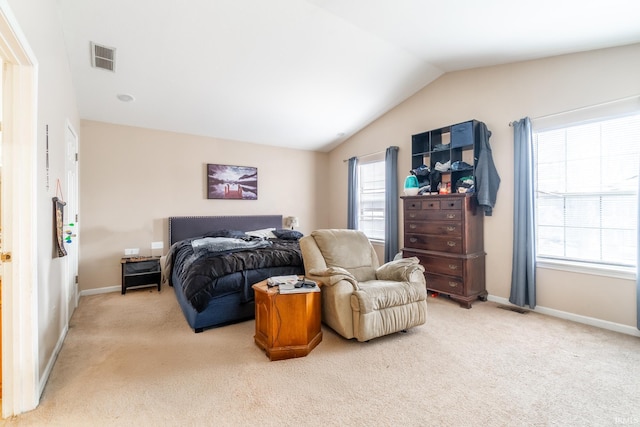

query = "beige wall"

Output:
[[79, 121, 329, 291], [79, 44, 639, 329], [328, 43, 640, 329], [7, 0, 81, 378]]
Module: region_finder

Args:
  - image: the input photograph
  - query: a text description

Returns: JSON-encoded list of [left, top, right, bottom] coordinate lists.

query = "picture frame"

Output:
[[207, 163, 257, 200], [53, 196, 67, 257]]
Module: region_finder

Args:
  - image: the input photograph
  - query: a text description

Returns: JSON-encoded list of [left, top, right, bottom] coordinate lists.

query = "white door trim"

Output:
[[0, 2, 40, 417], [64, 119, 79, 316]]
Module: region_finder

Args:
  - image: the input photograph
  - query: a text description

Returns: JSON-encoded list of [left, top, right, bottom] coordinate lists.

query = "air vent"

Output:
[[497, 304, 529, 314], [90, 42, 116, 72]]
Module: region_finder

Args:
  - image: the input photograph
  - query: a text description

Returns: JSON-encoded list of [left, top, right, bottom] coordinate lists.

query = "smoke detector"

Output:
[[90, 42, 116, 72], [116, 93, 135, 102]]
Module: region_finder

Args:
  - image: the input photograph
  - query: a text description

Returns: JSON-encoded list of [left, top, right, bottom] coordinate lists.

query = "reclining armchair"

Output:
[[300, 229, 427, 342]]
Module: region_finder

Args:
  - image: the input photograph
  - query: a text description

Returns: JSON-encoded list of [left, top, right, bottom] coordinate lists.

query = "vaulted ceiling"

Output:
[[57, 0, 640, 152]]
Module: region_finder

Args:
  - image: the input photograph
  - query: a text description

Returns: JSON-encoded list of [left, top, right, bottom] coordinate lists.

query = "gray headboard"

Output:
[[168, 215, 283, 245]]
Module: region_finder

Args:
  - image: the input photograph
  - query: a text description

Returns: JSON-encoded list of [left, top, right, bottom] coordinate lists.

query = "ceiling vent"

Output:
[[90, 42, 116, 72]]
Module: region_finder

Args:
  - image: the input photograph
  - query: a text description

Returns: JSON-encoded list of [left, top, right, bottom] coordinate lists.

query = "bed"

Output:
[[165, 215, 305, 332]]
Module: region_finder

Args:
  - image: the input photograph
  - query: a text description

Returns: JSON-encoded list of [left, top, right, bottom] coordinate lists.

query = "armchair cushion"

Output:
[[376, 256, 425, 282], [351, 280, 426, 314], [311, 229, 377, 282]]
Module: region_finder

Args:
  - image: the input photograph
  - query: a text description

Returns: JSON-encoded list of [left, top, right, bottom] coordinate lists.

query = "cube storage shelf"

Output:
[[411, 119, 481, 193]]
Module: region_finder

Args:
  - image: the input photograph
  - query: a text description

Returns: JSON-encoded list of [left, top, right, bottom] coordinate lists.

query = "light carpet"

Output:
[[3, 287, 640, 427]]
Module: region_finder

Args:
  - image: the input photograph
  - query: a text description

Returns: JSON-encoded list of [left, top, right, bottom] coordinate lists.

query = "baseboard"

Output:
[[39, 325, 68, 398], [79, 285, 120, 297], [487, 295, 640, 338]]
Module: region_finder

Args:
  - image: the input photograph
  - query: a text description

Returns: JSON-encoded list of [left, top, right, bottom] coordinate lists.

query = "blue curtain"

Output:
[[509, 117, 536, 308], [347, 157, 358, 230], [384, 146, 399, 262]]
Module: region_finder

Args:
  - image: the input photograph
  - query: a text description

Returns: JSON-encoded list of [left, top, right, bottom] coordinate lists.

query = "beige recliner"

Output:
[[300, 229, 427, 342]]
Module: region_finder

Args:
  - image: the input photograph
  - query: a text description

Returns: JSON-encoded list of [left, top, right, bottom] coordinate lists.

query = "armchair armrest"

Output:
[[375, 256, 425, 282], [307, 266, 360, 290]]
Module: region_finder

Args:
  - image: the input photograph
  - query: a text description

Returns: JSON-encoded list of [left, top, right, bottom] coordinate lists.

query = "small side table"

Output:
[[253, 279, 322, 361], [120, 256, 161, 294]]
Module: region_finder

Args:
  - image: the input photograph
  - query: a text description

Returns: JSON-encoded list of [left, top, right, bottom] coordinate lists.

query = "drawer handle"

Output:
[[446, 213, 456, 219], [411, 203, 418, 208], [429, 203, 435, 207], [409, 224, 417, 229], [448, 264, 458, 270], [410, 213, 416, 218], [448, 203, 456, 207], [449, 281, 458, 288], [446, 226, 456, 232], [447, 241, 456, 247], [410, 238, 418, 243]]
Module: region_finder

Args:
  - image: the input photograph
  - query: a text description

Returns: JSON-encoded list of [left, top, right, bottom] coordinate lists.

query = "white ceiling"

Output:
[[57, 0, 640, 152]]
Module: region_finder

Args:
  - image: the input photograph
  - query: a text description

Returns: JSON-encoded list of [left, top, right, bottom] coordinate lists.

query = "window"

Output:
[[357, 160, 385, 241], [534, 112, 640, 272]]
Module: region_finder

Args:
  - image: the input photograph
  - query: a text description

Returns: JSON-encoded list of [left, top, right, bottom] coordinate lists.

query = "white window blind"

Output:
[[534, 110, 640, 270], [358, 160, 385, 241]]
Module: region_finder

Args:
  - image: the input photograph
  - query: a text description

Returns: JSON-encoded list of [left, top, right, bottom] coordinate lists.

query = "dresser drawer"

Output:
[[123, 259, 160, 274], [405, 234, 463, 254], [405, 198, 462, 211], [419, 198, 462, 211], [417, 254, 463, 278], [405, 209, 463, 222], [405, 221, 461, 236], [405, 199, 423, 210], [425, 273, 464, 295]]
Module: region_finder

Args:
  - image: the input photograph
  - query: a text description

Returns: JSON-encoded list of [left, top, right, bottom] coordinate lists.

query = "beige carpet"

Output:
[[3, 287, 640, 427]]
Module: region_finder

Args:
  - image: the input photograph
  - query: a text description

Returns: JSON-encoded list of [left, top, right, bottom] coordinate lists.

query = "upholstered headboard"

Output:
[[168, 215, 283, 245]]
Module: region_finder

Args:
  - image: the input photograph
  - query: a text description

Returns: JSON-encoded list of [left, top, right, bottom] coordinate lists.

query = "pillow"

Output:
[[245, 228, 277, 239], [203, 229, 248, 239], [272, 229, 303, 240]]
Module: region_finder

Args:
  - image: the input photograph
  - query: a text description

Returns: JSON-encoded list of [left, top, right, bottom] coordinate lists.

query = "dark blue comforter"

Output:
[[167, 237, 304, 312]]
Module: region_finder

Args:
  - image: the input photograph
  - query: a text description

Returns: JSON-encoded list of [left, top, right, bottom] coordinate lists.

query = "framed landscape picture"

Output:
[[207, 163, 258, 200]]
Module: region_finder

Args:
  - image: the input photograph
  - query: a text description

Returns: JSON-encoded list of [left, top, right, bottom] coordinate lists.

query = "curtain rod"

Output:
[[342, 149, 387, 163], [508, 94, 640, 126]]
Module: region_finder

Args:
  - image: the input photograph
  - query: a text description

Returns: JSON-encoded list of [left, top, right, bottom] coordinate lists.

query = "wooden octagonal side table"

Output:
[[252, 279, 322, 361]]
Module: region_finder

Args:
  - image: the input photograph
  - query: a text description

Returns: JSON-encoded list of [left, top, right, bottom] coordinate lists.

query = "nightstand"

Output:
[[120, 256, 161, 294]]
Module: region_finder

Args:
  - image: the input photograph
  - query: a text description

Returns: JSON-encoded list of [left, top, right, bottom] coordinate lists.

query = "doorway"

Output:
[[64, 121, 79, 318], [0, 55, 3, 401], [0, 3, 39, 418]]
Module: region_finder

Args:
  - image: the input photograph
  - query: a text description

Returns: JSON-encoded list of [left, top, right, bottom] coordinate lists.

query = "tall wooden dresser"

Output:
[[402, 193, 487, 308]]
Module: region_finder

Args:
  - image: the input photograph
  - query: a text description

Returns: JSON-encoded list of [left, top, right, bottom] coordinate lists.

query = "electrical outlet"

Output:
[[151, 241, 164, 250]]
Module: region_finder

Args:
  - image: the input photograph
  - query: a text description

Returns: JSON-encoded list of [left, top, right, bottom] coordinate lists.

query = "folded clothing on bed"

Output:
[[191, 236, 272, 253]]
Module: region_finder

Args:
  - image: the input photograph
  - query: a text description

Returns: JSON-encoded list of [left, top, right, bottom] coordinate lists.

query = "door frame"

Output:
[[0, 2, 39, 417], [64, 120, 79, 317]]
